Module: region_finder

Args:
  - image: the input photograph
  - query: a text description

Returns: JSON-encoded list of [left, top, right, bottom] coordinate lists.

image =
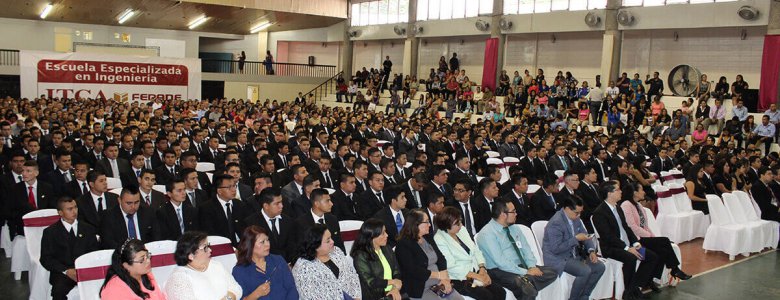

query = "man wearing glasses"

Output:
[[476, 199, 557, 300], [198, 174, 249, 247]]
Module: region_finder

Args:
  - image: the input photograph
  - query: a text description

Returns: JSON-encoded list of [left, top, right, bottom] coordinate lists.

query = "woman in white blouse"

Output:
[[165, 231, 242, 300], [293, 224, 362, 300]]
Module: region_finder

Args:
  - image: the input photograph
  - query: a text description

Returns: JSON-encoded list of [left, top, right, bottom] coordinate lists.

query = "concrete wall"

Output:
[[504, 31, 604, 87], [223, 81, 323, 102], [352, 40, 406, 72], [618, 0, 770, 30], [199, 35, 261, 61]]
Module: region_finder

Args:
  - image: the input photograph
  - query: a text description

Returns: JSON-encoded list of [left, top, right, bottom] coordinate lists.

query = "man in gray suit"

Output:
[[542, 196, 605, 300], [397, 129, 417, 161], [281, 164, 308, 207], [497, 132, 522, 158]]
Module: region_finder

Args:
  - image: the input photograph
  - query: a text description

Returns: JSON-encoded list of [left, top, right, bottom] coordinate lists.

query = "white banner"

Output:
[[20, 51, 201, 101]]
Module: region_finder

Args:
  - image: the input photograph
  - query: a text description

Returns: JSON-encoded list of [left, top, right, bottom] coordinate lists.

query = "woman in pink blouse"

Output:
[[650, 97, 665, 117], [621, 183, 692, 281], [100, 239, 167, 300], [691, 124, 709, 146]]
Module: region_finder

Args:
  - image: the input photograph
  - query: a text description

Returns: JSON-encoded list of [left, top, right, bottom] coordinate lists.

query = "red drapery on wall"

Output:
[[482, 38, 499, 92], [759, 35, 780, 111]]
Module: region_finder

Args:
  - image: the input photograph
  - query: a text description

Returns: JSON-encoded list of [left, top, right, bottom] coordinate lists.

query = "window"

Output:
[[504, 0, 606, 14], [417, 0, 494, 21], [622, 0, 738, 6], [350, 0, 410, 26]]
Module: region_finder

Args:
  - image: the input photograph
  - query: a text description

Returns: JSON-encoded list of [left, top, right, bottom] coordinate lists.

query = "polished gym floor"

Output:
[[1, 239, 777, 299]]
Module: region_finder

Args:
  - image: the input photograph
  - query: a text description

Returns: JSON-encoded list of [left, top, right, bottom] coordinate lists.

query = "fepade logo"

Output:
[[37, 59, 189, 86], [44, 88, 183, 101]]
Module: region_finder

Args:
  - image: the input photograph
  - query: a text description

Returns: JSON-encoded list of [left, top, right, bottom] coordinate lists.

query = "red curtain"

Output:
[[759, 35, 780, 110], [482, 38, 499, 92]]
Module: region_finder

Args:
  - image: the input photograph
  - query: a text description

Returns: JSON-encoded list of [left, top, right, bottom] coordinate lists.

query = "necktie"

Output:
[[282, 156, 287, 167], [318, 218, 325, 225], [560, 156, 568, 171], [68, 227, 76, 238], [399, 169, 405, 179], [376, 192, 385, 205], [611, 207, 630, 247], [110, 159, 119, 178], [660, 159, 664, 170], [225, 203, 234, 238], [503, 227, 527, 269], [549, 194, 556, 209], [324, 173, 332, 187], [97, 197, 104, 212], [63, 171, 72, 183], [766, 183, 778, 205], [518, 195, 524, 206], [463, 203, 473, 236], [127, 214, 137, 239], [389, 177, 396, 184], [95, 154, 101, 161], [270, 218, 280, 238], [176, 207, 184, 234], [440, 185, 446, 195], [145, 195, 151, 206], [188, 192, 196, 206], [17, 175, 22, 183], [170, 167, 176, 176], [395, 212, 403, 233], [136, 170, 141, 177], [28, 186, 36, 209], [82, 182, 89, 195], [145, 158, 151, 169], [589, 184, 598, 198]]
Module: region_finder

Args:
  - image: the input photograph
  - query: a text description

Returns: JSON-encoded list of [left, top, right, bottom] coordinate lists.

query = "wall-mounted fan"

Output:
[[475, 20, 490, 32], [617, 10, 634, 26], [737, 6, 759, 20], [667, 64, 702, 97], [393, 25, 406, 36], [499, 18, 512, 31], [584, 12, 601, 27]]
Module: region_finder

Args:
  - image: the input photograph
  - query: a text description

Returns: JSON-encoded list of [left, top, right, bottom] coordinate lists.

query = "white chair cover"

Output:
[[513, 224, 566, 300], [554, 170, 565, 178], [652, 185, 692, 243], [590, 216, 627, 299], [324, 188, 336, 195], [339, 220, 363, 254], [10, 236, 29, 280], [108, 188, 122, 196], [106, 177, 122, 190], [702, 195, 752, 260], [196, 162, 216, 172], [1, 224, 12, 258], [146, 240, 178, 288], [722, 193, 775, 252], [207, 236, 237, 272], [527, 184, 541, 194], [733, 190, 779, 249], [76, 249, 115, 300], [642, 207, 682, 286], [667, 183, 708, 240], [23, 209, 60, 300], [501, 157, 519, 184], [152, 185, 167, 194], [486, 151, 500, 158]]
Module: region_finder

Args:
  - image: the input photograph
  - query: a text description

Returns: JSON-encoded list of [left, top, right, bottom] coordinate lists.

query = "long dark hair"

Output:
[[236, 225, 270, 266], [350, 218, 385, 260], [100, 239, 155, 298], [397, 209, 428, 241], [297, 224, 329, 261]]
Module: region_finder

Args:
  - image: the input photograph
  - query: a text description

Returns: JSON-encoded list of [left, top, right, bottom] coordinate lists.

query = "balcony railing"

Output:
[[0, 49, 19, 66], [201, 59, 337, 77]]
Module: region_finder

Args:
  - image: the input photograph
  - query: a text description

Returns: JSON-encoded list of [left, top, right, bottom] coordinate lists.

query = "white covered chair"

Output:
[[722, 193, 775, 252], [527, 184, 541, 194], [652, 185, 693, 243], [486, 151, 501, 158], [108, 188, 123, 196], [152, 184, 167, 194], [487, 158, 509, 184], [733, 190, 779, 249], [145, 240, 178, 288], [10, 234, 29, 280], [642, 207, 683, 287], [196, 162, 215, 172], [554, 170, 565, 178], [207, 235, 237, 271], [703, 195, 752, 260], [106, 177, 122, 190], [667, 183, 708, 240], [23, 209, 61, 300], [76, 249, 114, 300], [324, 188, 336, 195], [590, 216, 629, 299], [1, 224, 12, 258], [514, 224, 567, 300], [339, 220, 363, 254]]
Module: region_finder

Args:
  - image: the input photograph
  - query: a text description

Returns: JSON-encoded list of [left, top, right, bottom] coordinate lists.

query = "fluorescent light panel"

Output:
[[250, 22, 272, 33], [117, 9, 136, 24], [188, 16, 209, 29], [40, 4, 53, 19]]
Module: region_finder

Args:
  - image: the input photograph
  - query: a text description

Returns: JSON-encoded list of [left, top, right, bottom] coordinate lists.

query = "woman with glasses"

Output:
[[232, 226, 298, 300], [433, 207, 505, 300], [165, 231, 242, 300], [293, 224, 361, 300], [100, 239, 166, 299]]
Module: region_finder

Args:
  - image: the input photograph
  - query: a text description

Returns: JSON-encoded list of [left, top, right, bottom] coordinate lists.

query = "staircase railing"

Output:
[[304, 71, 344, 105]]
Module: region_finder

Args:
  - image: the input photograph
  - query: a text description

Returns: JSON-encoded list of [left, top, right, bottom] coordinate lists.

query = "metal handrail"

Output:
[[304, 71, 344, 105], [201, 59, 337, 77]]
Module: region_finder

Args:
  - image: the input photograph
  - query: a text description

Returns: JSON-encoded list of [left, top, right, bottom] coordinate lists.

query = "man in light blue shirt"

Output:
[[732, 99, 748, 122], [476, 199, 557, 300], [753, 115, 776, 154]]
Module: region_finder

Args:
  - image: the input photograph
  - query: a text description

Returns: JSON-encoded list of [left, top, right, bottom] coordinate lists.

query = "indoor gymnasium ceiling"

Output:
[[1, 0, 345, 34]]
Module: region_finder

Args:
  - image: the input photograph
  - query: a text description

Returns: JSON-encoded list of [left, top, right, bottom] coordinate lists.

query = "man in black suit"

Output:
[[273, 143, 291, 169], [179, 152, 213, 195], [281, 164, 308, 208], [156, 178, 199, 241], [42, 149, 76, 196], [747, 156, 762, 186], [531, 175, 559, 221], [448, 155, 478, 187], [76, 170, 118, 228], [331, 173, 361, 221], [153, 149, 179, 186], [40, 197, 100, 300], [353, 160, 370, 195], [296, 188, 345, 252], [244, 188, 299, 263], [520, 147, 540, 185], [571, 147, 592, 175], [547, 144, 572, 172], [137, 169, 167, 212], [424, 165, 455, 206], [592, 181, 662, 300], [501, 175, 534, 227], [451, 180, 479, 238], [289, 175, 319, 219], [357, 171, 388, 220], [6, 160, 56, 237], [372, 186, 408, 249], [472, 178, 500, 233], [402, 173, 427, 210], [199, 137, 224, 164], [198, 174, 249, 247], [751, 167, 780, 222], [577, 167, 603, 232], [225, 162, 254, 202], [591, 148, 611, 183], [99, 185, 156, 249], [650, 148, 674, 175], [25, 139, 56, 175], [94, 142, 134, 187], [313, 156, 339, 189]]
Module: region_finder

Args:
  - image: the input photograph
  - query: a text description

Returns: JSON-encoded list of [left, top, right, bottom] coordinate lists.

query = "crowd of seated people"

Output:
[[0, 64, 776, 299]]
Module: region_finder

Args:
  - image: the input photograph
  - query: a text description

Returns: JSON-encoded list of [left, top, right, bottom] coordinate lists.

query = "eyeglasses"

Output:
[[196, 243, 211, 252], [505, 210, 518, 215], [130, 252, 152, 264], [217, 186, 234, 189]]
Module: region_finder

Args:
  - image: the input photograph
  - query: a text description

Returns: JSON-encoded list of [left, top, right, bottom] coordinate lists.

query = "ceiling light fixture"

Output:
[[117, 9, 136, 24], [188, 16, 209, 29], [250, 22, 272, 33], [40, 4, 53, 19]]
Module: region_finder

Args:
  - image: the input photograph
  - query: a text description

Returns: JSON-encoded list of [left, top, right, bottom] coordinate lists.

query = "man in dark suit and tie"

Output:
[[353, 160, 370, 195], [402, 173, 427, 210], [591, 148, 611, 183], [273, 144, 291, 169], [331, 173, 360, 220], [25, 139, 56, 175], [153, 150, 179, 186], [243, 188, 300, 263], [99, 185, 157, 249], [42, 149, 76, 196], [156, 178, 199, 241], [531, 175, 559, 221], [296, 188, 345, 252], [199, 137, 224, 164], [501, 175, 534, 226], [751, 167, 780, 222], [357, 171, 388, 220], [94, 142, 134, 187], [424, 165, 455, 205], [198, 174, 250, 247], [448, 155, 478, 187], [451, 180, 479, 238], [281, 164, 308, 208], [180, 168, 209, 208], [76, 170, 118, 228], [650, 148, 674, 175], [7, 160, 56, 237], [314, 156, 339, 189], [592, 181, 661, 300], [576, 167, 603, 232], [136, 169, 167, 212], [472, 178, 500, 233], [547, 144, 571, 172], [520, 147, 540, 185], [40, 197, 100, 300], [372, 186, 408, 249]]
